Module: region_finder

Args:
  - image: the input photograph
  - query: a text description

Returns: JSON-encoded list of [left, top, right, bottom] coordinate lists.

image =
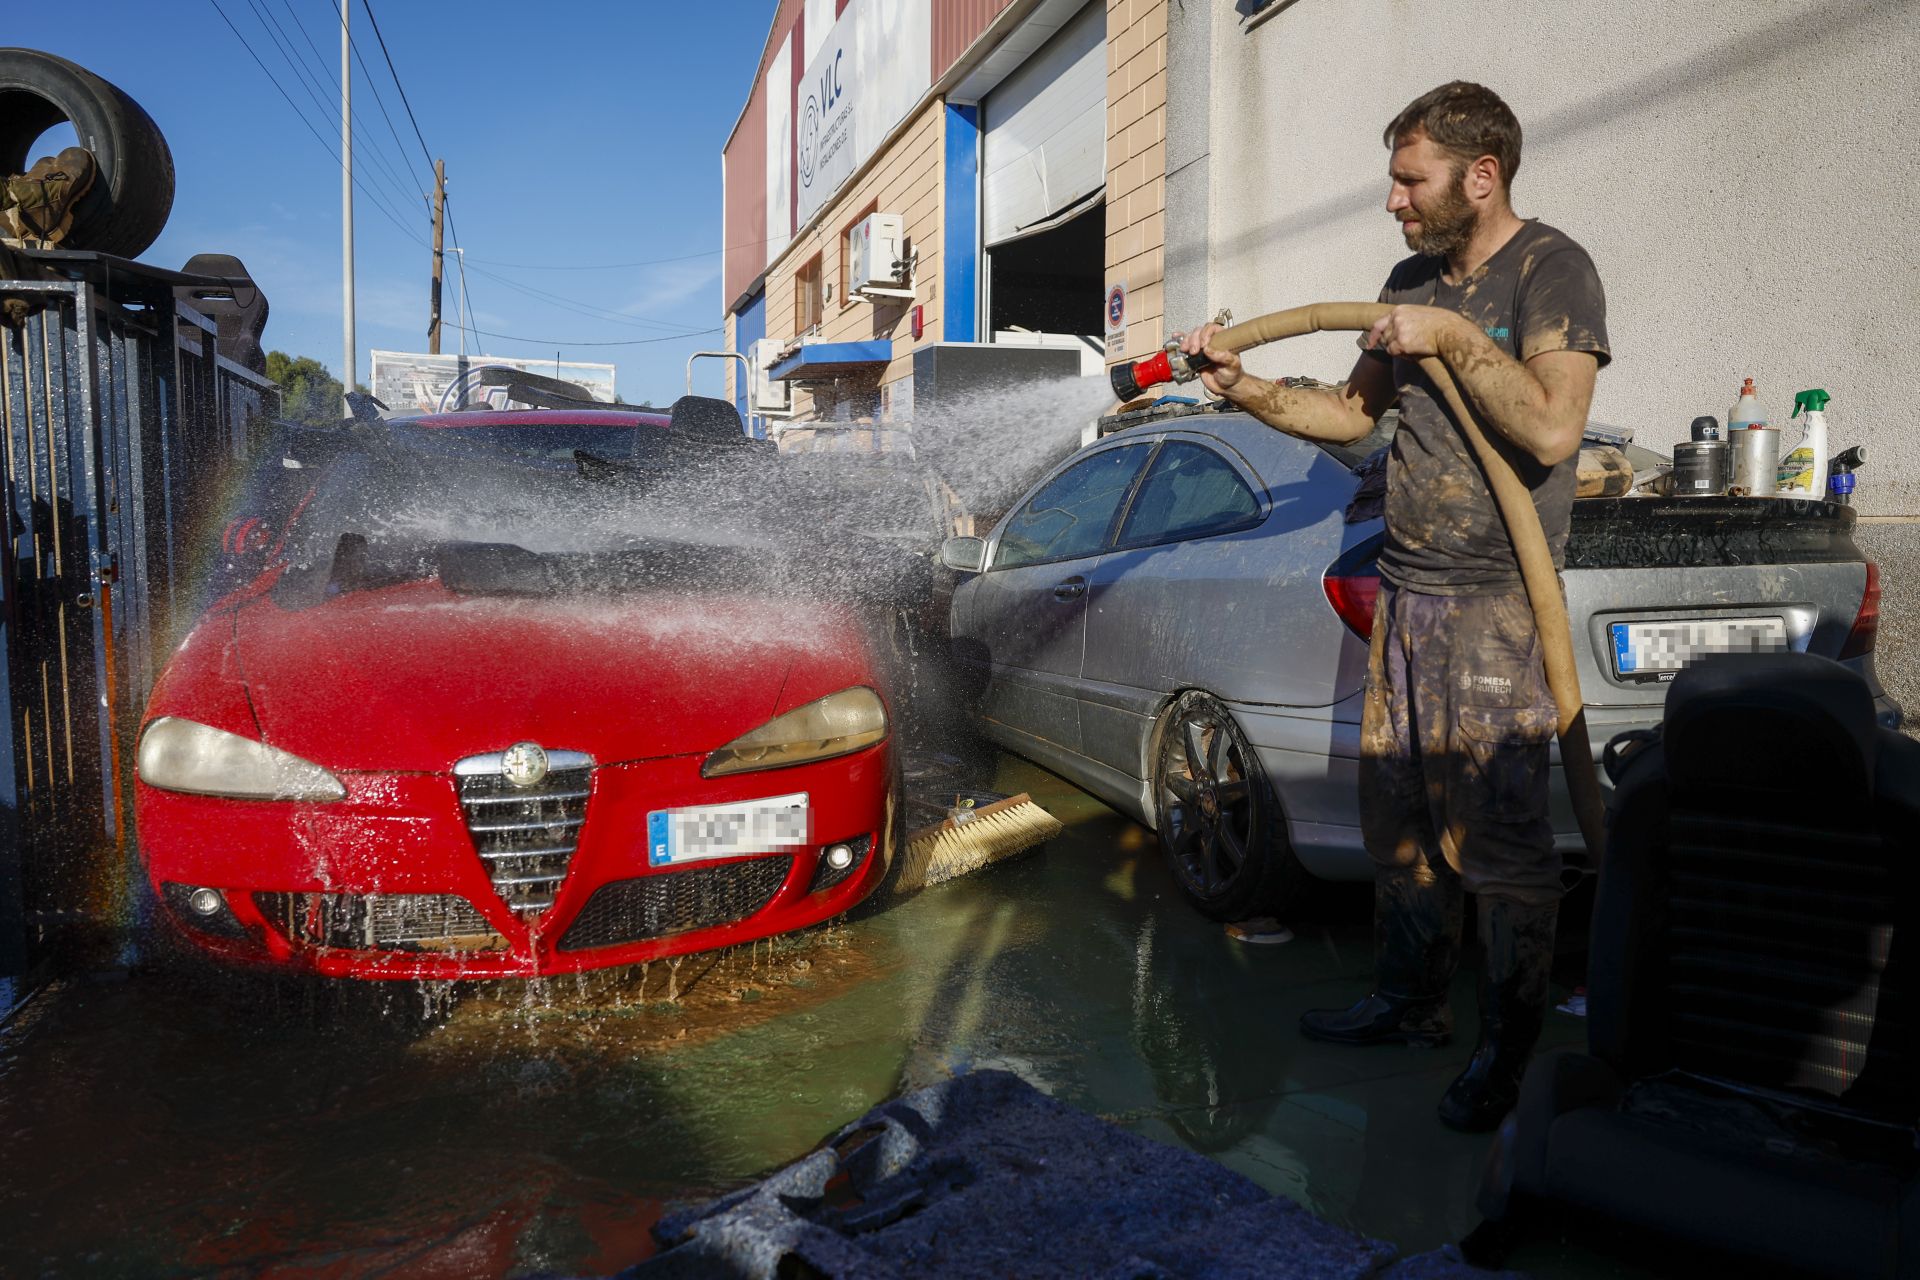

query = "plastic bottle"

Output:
[[1778, 388, 1830, 498], [1728, 377, 1768, 432]]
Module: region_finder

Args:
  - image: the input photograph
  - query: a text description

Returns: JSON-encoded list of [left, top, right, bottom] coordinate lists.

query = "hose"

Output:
[[1209, 302, 1607, 865]]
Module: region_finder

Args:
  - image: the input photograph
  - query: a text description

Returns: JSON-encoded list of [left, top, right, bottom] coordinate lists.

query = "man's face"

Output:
[[1386, 131, 1477, 260]]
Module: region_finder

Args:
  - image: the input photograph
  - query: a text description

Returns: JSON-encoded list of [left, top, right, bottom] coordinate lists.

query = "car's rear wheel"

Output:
[[1152, 690, 1307, 921]]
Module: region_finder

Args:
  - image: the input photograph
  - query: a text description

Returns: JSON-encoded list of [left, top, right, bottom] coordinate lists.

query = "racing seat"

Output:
[[1477, 652, 1920, 1278]]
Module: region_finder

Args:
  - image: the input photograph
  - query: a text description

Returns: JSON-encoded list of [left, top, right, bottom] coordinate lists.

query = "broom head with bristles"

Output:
[[893, 793, 1062, 894]]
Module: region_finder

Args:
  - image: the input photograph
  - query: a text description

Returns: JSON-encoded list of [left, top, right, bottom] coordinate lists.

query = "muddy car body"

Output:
[[946, 403, 1897, 918], [137, 424, 899, 979]]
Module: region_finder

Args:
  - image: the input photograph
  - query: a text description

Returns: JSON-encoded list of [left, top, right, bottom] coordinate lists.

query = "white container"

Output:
[[1777, 388, 1830, 498], [1728, 376, 1769, 432]]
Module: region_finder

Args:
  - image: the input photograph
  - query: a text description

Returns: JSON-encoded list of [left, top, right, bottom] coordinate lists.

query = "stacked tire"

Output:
[[0, 48, 174, 258]]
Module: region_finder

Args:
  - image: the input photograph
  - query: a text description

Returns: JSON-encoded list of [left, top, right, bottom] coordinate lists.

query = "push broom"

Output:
[[893, 792, 1063, 895]]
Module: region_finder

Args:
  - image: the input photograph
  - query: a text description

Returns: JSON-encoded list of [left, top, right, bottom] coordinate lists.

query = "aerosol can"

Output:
[[1778, 388, 1830, 498]]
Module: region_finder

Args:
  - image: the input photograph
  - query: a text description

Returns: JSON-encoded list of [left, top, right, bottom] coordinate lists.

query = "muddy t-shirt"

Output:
[[1366, 220, 1609, 595]]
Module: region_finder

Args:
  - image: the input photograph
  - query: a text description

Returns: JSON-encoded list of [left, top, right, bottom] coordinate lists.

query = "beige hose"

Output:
[[1212, 302, 1606, 865]]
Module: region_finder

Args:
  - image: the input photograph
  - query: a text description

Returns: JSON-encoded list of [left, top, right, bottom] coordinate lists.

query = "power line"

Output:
[[358, 0, 437, 172], [245, 0, 418, 215], [206, 0, 431, 250], [297, 0, 435, 195], [448, 323, 724, 348], [459, 237, 780, 272]]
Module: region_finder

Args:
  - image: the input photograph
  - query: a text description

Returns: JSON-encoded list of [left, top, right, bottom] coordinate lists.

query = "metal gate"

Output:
[[0, 263, 276, 1005]]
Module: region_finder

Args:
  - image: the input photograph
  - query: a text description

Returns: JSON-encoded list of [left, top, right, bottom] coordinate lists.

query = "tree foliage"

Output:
[[264, 351, 346, 424]]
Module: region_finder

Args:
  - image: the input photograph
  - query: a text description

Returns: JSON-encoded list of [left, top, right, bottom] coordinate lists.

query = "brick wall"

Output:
[[1104, 0, 1167, 365], [763, 101, 947, 419]]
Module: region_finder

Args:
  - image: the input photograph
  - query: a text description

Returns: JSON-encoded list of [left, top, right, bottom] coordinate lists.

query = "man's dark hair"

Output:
[[1384, 81, 1522, 189]]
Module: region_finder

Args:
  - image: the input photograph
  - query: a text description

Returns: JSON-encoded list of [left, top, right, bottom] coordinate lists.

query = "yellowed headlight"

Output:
[[136, 716, 346, 801], [702, 687, 888, 778]]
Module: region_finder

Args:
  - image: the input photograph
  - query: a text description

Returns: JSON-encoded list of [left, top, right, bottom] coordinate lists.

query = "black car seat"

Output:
[[1477, 651, 1920, 1278]]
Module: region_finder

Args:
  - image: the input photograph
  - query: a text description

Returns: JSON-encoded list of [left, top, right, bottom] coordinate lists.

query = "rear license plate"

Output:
[[647, 793, 810, 866], [1609, 617, 1788, 680]]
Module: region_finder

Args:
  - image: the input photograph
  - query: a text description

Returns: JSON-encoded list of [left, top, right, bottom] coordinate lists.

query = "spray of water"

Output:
[[156, 375, 1117, 1032]]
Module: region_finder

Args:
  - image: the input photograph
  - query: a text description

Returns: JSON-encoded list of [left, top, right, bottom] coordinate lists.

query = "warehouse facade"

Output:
[[720, 0, 1170, 437]]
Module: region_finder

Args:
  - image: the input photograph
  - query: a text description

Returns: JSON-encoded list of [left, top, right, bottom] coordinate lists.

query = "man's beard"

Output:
[[1402, 173, 1477, 259]]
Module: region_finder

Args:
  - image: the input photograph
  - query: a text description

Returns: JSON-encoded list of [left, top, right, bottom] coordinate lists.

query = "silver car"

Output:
[[943, 403, 1896, 918]]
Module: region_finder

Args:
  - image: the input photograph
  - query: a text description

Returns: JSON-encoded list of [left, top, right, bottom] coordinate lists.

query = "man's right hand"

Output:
[[1179, 324, 1243, 398]]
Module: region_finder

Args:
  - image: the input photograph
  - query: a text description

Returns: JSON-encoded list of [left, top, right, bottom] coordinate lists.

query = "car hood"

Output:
[[233, 581, 867, 772]]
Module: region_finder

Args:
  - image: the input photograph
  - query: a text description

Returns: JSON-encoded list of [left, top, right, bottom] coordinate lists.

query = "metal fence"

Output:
[[0, 265, 276, 1000]]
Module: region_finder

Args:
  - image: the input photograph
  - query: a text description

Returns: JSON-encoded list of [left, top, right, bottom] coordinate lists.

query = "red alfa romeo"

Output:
[[135, 406, 902, 979]]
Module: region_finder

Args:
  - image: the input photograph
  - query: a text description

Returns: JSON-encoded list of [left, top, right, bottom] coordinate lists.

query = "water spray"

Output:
[[1114, 301, 1607, 865]]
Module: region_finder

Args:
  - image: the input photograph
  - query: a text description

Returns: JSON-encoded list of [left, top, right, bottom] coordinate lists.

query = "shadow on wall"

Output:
[[1183, 0, 1893, 276]]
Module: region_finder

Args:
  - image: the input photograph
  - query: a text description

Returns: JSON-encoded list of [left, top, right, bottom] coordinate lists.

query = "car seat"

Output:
[[1477, 651, 1920, 1278]]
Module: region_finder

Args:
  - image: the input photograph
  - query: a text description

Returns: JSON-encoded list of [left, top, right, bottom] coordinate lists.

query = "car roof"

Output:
[[392, 408, 672, 429]]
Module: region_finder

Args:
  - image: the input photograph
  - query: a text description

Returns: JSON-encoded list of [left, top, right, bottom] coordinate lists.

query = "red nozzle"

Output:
[[1110, 350, 1174, 402]]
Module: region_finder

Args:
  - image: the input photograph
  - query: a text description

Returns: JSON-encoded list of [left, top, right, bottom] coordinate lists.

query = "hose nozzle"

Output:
[[1109, 340, 1212, 402]]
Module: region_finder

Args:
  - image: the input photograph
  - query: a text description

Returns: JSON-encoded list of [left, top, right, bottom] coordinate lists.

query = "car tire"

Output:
[[0, 48, 176, 258], [1151, 690, 1308, 921]]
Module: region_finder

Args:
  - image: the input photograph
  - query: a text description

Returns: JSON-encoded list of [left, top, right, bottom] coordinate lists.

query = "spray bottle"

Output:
[[1777, 388, 1830, 498]]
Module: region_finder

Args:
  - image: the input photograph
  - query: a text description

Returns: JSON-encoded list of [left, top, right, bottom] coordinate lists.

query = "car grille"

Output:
[[455, 751, 593, 915], [1665, 812, 1895, 1097], [557, 856, 792, 952], [255, 891, 509, 952]]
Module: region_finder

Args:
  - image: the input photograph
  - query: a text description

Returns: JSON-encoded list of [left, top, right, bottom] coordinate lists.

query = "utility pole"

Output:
[[340, 0, 356, 411], [428, 159, 445, 354]]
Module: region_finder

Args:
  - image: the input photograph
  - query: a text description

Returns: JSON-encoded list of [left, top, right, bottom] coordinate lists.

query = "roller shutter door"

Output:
[[979, 0, 1104, 247]]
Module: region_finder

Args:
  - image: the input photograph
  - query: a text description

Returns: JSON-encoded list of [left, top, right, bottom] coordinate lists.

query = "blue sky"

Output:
[[12, 2, 773, 404]]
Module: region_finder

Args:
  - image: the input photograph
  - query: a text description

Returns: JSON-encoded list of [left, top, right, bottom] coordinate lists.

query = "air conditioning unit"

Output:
[[847, 212, 912, 298], [748, 337, 792, 415]]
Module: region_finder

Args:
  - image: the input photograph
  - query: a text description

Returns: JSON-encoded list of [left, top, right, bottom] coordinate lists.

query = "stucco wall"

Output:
[[1200, 0, 1918, 513]]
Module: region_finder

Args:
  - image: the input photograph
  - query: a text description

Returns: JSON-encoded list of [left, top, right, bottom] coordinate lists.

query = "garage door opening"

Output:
[[985, 201, 1103, 341]]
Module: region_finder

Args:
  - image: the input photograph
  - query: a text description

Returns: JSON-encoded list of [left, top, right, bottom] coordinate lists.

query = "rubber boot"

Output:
[[1438, 895, 1558, 1132], [1300, 862, 1461, 1048]]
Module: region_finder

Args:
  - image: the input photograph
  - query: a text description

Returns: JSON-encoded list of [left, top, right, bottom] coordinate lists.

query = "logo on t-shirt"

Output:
[[1485, 325, 1511, 341]]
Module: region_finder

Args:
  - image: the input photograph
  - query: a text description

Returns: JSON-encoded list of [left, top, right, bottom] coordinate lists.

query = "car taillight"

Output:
[[1839, 561, 1880, 660], [1324, 572, 1380, 641]]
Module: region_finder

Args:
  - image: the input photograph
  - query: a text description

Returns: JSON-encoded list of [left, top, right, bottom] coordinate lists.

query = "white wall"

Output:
[[1201, 0, 1919, 513]]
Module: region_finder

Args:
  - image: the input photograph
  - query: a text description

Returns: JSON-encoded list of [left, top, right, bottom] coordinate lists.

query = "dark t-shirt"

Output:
[[1367, 220, 1609, 595]]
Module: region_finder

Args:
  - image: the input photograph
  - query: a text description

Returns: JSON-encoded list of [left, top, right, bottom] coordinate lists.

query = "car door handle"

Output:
[[1053, 577, 1087, 600]]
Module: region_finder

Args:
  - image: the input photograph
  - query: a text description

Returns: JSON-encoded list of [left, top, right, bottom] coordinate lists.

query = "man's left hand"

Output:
[[1365, 305, 1472, 360]]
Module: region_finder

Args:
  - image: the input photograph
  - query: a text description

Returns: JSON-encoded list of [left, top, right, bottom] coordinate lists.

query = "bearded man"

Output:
[[1178, 81, 1609, 1130]]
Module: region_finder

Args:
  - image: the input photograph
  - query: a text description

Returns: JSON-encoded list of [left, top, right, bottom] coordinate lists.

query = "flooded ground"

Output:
[[2, 754, 1748, 1278]]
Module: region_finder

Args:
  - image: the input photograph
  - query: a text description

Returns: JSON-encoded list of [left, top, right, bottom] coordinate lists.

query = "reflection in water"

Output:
[[3, 755, 1624, 1277]]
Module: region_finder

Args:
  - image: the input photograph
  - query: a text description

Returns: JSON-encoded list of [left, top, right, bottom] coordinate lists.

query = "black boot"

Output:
[[1438, 894, 1558, 1132], [1301, 862, 1461, 1048]]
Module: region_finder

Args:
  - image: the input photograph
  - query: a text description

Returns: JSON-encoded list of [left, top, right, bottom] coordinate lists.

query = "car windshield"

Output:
[[268, 439, 939, 611]]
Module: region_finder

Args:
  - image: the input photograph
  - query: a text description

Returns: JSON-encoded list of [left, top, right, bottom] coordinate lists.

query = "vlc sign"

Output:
[[797, 4, 858, 223]]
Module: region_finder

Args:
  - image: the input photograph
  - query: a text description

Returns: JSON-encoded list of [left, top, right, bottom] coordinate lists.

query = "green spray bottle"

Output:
[[1778, 388, 1830, 498]]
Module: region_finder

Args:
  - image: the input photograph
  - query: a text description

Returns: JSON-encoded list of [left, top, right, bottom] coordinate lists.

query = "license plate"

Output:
[[1609, 617, 1788, 679], [647, 793, 810, 865]]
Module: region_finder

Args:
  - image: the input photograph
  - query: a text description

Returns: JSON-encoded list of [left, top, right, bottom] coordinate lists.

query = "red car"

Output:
[[135, 406, 898, 979]]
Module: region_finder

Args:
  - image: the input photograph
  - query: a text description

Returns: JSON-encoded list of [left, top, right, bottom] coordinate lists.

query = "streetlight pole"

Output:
[[449, 247, 467, 357], [340, 0, 356, 411]]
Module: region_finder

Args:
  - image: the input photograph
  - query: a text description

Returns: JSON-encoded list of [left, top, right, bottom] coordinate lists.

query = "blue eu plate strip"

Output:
[[647, 810, 671, 867], [1611, 623, 1634, 673]]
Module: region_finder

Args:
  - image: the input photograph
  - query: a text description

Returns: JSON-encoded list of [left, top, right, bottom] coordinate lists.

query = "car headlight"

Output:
[[702, 687, 888, 778], [136, 716, 346, 801]]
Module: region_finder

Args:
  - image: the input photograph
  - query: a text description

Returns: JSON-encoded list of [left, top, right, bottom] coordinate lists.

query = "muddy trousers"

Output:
[[1303, 586, 1561, 1127]]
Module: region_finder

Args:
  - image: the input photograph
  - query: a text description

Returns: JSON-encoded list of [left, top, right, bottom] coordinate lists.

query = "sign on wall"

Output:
[[793, 0, 931, 234], [1104, 283, 1127, 359]]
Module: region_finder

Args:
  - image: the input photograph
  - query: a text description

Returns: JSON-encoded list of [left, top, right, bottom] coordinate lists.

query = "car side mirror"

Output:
[[939, 536, 986, 573]]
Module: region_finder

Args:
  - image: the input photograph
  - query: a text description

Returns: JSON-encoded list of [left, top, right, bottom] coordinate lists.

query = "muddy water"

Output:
[[4, 756, 1703, 1278]]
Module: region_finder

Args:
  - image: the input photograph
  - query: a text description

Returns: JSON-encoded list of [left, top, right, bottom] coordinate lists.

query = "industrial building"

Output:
[[719, 0, 1170, 438]]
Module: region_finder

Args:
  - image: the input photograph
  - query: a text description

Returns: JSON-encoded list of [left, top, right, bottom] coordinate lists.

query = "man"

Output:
[[1179, 81, 1608, 1131]]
